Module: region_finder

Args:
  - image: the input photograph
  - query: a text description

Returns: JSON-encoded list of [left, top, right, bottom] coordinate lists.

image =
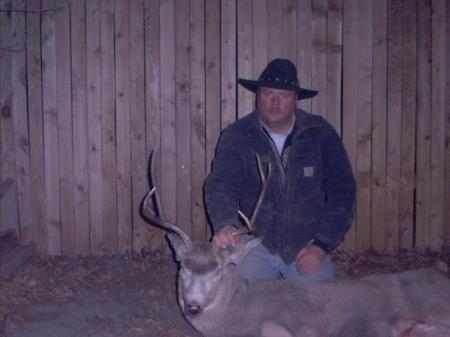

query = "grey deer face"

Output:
[[141, 150, 269, 321], [167, 233, 261, 318]]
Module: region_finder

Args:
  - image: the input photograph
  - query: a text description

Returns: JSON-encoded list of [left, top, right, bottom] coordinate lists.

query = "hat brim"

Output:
[[238, 79, 318, 100]]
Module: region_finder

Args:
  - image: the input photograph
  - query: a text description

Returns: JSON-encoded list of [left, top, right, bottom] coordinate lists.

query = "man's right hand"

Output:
[[212, 225, 240, 248]]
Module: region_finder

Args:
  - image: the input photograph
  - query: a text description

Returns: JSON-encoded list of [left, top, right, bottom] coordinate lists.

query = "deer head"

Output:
[[141, 150, 270, 318]]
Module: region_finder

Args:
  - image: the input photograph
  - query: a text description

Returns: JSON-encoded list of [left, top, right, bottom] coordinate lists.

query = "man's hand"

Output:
[[296, 244, 326, 275], [212, 225, 240, 248]]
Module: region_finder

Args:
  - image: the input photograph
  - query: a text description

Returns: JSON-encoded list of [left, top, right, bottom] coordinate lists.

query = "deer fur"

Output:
[[167, 233, 450, 337]]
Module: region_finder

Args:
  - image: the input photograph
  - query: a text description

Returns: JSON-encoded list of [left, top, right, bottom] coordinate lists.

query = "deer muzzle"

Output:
[[184, 302, 203, 317]]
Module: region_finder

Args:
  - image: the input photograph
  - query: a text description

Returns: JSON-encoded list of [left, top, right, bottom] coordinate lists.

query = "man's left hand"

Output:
[[296, 244, 326, 275]]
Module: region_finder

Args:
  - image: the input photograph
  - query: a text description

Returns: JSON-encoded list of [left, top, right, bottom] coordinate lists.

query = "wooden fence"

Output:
[[0, 0, 449, 256]]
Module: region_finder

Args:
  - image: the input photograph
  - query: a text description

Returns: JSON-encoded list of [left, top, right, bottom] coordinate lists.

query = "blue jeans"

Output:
[[232, 237, 335, 283]]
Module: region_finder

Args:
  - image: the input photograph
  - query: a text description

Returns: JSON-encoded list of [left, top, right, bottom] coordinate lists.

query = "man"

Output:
[[204, 59, 356, 283]]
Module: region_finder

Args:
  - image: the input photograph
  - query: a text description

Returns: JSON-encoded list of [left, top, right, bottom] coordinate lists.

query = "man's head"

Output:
[[256, 87, 296, 133], [238, 58, 317, 133]]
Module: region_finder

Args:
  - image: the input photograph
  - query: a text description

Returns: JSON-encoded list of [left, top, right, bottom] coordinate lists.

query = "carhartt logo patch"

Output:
[[304, 166, 314, 177]]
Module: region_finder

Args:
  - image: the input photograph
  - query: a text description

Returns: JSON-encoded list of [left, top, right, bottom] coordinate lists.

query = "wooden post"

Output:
[[311, 0, 327, 117], [115, 0, 132, 253], [86, 0, 104, 255], [190, 0, 207, 241], [342, 0, 358, 251], [355, 0, 373, 252], [130, 0, 149, 252], [175, 0, 192, 237], [297, 0, 313, 113], [101, 0, 118, 255], [221, 0, 237, 129], [26, 0, 46, 252], [144, 0, 163, 250], [70, 0, 89, 255], [11, 0, 33, 244], [429, 0, 446, 251], [371, 0, 388, 252], [386, 0, 402, 252], [237, 0, 254, 119], [399, 0, 417, 249]]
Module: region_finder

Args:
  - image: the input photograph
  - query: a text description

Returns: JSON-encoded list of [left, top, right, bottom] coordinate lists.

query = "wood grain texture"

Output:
[[70, 0, 88, 255], [86, 0, 104, 255], [100, 0, 118, 254], [371, 0, 388, 252], [399, 0, 416, 249], [26, 0, 46, 251], [41, 0, 62, 255]]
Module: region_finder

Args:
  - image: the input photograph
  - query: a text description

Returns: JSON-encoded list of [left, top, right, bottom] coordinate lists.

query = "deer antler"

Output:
[[233, 154, 272, 236], [141, 149, 192, 246]]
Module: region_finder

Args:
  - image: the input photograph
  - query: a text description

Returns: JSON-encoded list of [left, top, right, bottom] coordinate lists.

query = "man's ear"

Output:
[[224, 236, 262, 265], [166, 233, 188, 261]]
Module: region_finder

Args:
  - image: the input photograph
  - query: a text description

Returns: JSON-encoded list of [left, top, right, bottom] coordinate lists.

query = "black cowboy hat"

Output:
[[238, 58, 318, 100]]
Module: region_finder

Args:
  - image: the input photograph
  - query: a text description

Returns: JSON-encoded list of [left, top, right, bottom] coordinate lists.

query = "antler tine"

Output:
[[142, 149, 191, 245], [235, 154, 272, 236]]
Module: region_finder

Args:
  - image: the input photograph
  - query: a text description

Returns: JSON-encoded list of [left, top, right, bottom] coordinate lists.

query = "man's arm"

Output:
[[204, 129, 245, 235], [314, 118, 357, 251]]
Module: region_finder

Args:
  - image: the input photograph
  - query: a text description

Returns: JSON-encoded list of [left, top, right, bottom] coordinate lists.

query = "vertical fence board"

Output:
[[267, 0, 282, 60], [160, 0, 176, 224], [237, 0, 253, 118], [386, 0, 402, 252], [221, 0, 237, 129], [341, 0, 358, 251], [311, 0, 327, 117], [429, 0, 446, 250], [371, 0, 388, 251], [297, 0, 312, 112], [130, 0, 149, 252], [445, 0, 450, 246], [11, 0, 33, 243], [355, 0, 372, 251], [71, 0, 90, 255], [252, 0, 268, 77], [175, 0, 192, 236], [399, 0, 417, 249], [101, 0, 118, 254], [326, 0, 342, 133], [205, 0, 221, 171], [190, 0, 207, 241], [0, 0, 19, 238], [1, 0, 450, 255], [115, 0, 132, 253], [41, 0, 61, 255], [415, 0, 432, 251], [144, 0, 162, 250], [86, 0, 103, 255], [59, 0, 75, 255], [282, 0, 296, 61], [26, 0, 46, 250]]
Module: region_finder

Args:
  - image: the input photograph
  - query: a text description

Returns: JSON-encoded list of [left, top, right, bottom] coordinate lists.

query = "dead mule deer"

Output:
[[141, 151, 450, 337]]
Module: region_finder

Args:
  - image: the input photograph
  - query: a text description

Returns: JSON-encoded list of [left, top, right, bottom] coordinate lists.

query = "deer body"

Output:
[[170, 236, 450, 337], [141, 151, 450, 337]]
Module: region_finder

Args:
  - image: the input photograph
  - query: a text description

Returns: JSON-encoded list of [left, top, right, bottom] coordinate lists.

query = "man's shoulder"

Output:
[[223, 111, 258, 135], [294, 109, 325, 129]]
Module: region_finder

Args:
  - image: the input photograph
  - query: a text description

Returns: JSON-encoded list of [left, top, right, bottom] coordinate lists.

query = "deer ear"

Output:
[[226, 236, 262, 265], [166, 233, 188, 261]]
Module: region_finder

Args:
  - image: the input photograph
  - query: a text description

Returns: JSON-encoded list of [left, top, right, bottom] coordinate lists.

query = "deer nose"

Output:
[[185, 303, 202, 317]]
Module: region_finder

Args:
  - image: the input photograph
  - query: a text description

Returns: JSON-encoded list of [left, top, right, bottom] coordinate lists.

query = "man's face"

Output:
[[256, 87, 296, 133]]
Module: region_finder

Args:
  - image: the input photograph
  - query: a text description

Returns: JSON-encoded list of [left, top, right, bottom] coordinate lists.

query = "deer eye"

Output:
[[179, 267, 189, 279]]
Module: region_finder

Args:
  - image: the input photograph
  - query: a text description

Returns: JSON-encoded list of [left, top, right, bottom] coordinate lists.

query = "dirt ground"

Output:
[[1, 243, 449, 337]]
